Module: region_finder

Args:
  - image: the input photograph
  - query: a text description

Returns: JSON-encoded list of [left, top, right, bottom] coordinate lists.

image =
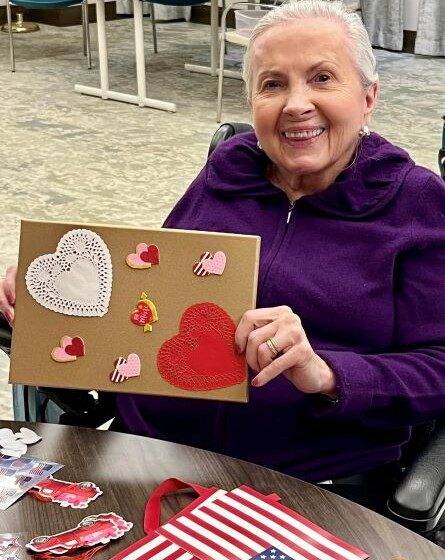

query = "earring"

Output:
[[257, 140, 263, 150], [359, 125, 371, 137]]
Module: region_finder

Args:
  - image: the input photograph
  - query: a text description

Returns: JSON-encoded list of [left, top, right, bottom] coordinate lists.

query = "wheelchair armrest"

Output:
[[208, 122, 253, 158], [388, 422, 445, 532], [0, 313, 12, 356]]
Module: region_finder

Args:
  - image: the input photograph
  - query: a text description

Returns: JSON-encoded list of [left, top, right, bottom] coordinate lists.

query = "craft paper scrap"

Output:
[[0, 533, 21, 560], [130, 293, 158, 332], [0, 427, 41, 458], [0, 455, 62, 510], [126, 243, 160, 269], [25, 228, 112, 317], [193, 251, 226, 277], [156, 485, 369, 560], [30, 477, 102, 508], [51, 336, 85, 363], [157, 302, 245, 391], [26, 513, 132, 555]]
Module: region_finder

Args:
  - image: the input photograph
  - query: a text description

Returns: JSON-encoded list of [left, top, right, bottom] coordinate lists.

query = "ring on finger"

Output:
[[266, 337, 282, 359]]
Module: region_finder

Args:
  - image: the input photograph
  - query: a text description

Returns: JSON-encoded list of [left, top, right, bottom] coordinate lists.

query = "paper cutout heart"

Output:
[[51, 336, 85, 363], [201, 251, 226, 275], [126, 243, 160, 269], [193, 252, 212, 277], [110, 353, 141, 383], [157, 302, 246, 391], [25, 229, 112, 317]]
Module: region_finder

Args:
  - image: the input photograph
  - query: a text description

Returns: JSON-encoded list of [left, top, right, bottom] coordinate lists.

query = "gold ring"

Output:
[[266, 337, 281, 359]]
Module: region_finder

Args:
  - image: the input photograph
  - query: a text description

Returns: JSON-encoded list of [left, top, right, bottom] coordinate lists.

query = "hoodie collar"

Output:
[[207, 131, 414, 218]]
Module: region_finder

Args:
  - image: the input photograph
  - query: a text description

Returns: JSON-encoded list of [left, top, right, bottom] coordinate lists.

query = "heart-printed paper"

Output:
[[110, 354, 141, 383], [51, 336, 85, 363], [157, 302, 246, 391], [25, 229, 112, 317], [126, 243, 160, 269]]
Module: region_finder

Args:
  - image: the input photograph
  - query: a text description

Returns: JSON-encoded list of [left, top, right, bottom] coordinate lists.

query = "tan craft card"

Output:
[[9, 220, 260, 403]]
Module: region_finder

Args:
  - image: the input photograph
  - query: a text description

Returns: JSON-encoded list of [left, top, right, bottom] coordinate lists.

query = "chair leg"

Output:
[[216, 9, 227, 122], [6, 0, 15, 72], [149, 3, 158, 54], [82, 0, 92, 69]]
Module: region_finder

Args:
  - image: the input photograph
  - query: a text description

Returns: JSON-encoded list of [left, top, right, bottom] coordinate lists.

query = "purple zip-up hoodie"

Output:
[[116, 132, 445, 482]]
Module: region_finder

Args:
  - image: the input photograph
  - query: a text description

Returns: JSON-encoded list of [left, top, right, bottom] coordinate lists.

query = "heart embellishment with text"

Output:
[[25, 229, 112, 317], [157, 302, 246, 391]]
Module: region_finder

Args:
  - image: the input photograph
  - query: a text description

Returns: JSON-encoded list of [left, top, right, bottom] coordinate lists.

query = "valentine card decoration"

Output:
[[193, 251, 226, 276], [0, 455, 62, 510], [110, 354, 141, 383], [30, 477, 102, 508], [0, 533, 21, 560], [126, 243, 160, 269], [0, 427, 42, 458], [25, 229, 112, 317], [130, 293, 158, 332], [112, 478, 369, 560], [11, 221, 259, 402], [26, 513, 132, 555], [51, 336, 85, 363], [157, 303, 245, 391]]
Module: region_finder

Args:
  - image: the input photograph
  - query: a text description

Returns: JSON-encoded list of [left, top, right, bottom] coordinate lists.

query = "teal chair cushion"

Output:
[[11, 0, 81, 8]]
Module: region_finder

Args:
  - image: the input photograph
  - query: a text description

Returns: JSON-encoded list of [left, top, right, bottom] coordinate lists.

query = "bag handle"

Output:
[[144, 478, 216, 533]]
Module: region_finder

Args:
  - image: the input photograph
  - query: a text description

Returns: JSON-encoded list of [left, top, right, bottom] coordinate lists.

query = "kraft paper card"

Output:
[[9, 220, 260, 403]]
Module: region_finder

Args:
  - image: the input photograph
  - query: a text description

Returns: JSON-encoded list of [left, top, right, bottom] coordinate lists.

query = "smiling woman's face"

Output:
[[250, 18, 377, 185]]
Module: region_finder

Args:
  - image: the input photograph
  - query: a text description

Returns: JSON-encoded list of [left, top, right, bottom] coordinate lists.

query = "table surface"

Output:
[[1, 420, 445, 560]]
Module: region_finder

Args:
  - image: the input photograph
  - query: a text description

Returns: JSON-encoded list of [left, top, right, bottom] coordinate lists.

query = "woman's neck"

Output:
[[267, 140, 360, 202]]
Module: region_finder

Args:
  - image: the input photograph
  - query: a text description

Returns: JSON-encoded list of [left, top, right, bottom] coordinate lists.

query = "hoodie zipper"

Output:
[[287, 200, 296, 224]]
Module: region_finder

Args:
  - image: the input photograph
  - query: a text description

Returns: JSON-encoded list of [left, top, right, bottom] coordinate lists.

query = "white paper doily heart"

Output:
[[25, 229, 112, 317]]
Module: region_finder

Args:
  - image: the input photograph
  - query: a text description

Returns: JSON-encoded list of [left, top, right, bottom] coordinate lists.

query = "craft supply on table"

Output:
[[0, 427, 41, 458], [112, 478, 369, 560], [30, 477, 102, 508], [26, 513, 132, 556], [0, 455, 62, 510], [0, 534, 22, 560]]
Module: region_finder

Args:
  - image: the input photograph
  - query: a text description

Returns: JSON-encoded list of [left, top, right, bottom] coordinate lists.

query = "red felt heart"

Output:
[[157, 303, 246, 391], [65, 337, 85, 357], [140, 244, 160, 265]]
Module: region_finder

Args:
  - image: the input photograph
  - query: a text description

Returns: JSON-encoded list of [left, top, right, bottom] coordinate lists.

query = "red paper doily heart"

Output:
[[157, 303, 246, 391]]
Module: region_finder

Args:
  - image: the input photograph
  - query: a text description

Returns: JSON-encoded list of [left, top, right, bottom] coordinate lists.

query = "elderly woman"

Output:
[[1, 0, 445, 506]]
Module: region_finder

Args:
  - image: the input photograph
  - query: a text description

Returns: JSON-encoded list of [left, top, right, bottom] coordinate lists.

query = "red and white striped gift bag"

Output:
[[112, 479, 369, 560]]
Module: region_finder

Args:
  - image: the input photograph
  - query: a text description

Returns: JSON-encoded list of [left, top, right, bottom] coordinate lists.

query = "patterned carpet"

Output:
[[0, 18, 443, 420]]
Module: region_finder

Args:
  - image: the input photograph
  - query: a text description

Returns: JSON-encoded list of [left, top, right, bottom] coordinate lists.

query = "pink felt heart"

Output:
[[51, 346, 76, 363], [116, 353, 141, 379], [201, 251, 226, 275]]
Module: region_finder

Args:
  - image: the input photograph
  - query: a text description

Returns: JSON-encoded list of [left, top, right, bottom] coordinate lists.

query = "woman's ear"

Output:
[[364, 82, 379, 118]]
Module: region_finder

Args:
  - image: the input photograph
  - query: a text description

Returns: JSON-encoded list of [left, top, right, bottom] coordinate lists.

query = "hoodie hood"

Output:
[[207, 131, 415, 218]]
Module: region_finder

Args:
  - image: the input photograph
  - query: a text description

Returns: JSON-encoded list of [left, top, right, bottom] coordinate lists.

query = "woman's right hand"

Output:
[[0, 266, 17, 324]]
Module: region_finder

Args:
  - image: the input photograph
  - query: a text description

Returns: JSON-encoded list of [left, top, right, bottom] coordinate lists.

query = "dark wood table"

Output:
[[1, 420, 445, 560]]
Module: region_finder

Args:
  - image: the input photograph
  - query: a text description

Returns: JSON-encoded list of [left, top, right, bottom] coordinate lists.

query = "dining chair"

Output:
[[5, 0, 92, 72]]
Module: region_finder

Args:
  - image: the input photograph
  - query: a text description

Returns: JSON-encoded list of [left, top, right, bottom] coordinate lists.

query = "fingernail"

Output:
[[235, 344, 242, 354], [4, 311, 12, 324], [251, 377, 259, 387]]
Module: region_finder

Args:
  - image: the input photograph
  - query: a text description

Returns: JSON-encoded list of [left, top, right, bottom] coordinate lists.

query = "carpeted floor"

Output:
[[0, 18, 443, 420]]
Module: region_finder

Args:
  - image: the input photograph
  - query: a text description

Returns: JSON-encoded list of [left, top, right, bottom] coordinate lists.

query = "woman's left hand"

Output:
[[235, 306, 337, 397]]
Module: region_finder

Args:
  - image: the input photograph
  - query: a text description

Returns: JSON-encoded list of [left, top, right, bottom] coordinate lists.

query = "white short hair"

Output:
[[242, 0, 378, 99]]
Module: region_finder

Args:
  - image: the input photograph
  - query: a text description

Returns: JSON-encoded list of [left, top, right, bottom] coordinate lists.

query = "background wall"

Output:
[[404, 0, 420, 31]]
